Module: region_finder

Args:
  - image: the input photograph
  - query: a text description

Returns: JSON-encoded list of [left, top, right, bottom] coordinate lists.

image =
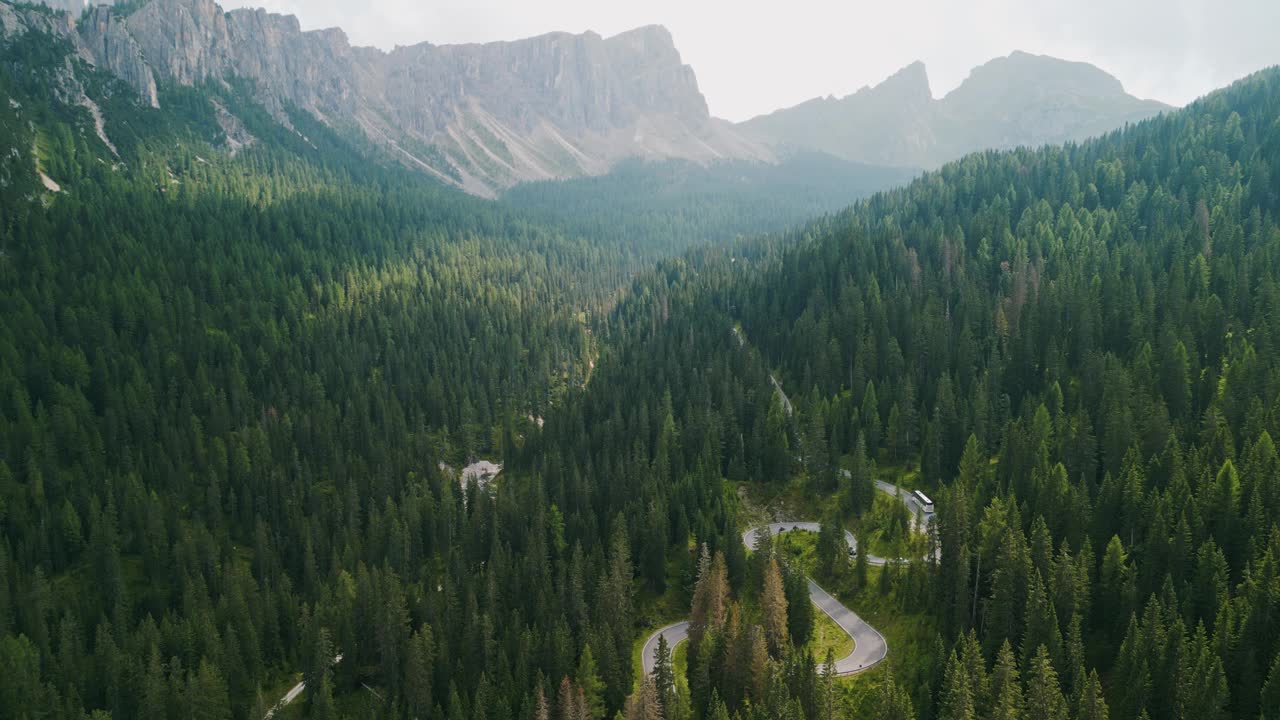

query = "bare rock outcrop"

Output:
[[9, 0, 768, 195], [79, 6, 159, 107]]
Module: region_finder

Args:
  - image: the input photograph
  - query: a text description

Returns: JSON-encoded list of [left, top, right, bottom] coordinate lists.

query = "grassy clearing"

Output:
[[809, 604, 856, 662], [672, 638, 689, 695]]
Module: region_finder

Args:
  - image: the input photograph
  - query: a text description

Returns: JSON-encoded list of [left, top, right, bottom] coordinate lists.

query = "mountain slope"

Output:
[[580, 64, 1280, 719], [5, 0, 768, 196], [740, 51, 1170, 168]]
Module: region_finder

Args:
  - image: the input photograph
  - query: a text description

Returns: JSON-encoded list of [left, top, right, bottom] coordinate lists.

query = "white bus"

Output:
[[913, 490, 934, 514]]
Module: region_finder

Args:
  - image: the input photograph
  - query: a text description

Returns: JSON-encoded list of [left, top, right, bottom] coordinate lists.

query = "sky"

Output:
[[219, 0, 1280, 122]]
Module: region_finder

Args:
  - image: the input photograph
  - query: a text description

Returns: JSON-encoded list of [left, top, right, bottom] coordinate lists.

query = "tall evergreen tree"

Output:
[[761, 556, 790, 658]]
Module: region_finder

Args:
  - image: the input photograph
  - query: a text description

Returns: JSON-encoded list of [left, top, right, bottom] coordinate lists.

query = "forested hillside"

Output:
[[609, 66, 1280, 718], [0, 19, 905, 720], [0, 22, 687, 720]]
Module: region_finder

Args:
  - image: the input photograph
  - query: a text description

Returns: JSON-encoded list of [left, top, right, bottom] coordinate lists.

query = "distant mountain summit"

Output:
[[3, 0, 766, 196], [739, 61, 939, 169], [740, 52, 1171, 169]]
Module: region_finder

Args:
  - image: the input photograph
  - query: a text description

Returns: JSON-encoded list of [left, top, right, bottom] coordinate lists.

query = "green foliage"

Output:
[[5, 12, 1280, 720], [583, 65, 1280, 720]]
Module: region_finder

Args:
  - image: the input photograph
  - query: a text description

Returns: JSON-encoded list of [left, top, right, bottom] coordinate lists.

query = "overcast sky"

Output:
[[220, 0, 1280, 122]]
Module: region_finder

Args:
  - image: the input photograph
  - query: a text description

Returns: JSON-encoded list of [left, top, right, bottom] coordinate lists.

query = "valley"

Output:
[[0, 1, 1279, 720]]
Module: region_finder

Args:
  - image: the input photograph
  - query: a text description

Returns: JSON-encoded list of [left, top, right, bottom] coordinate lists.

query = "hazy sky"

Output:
[[220, 0, 1280, 122]]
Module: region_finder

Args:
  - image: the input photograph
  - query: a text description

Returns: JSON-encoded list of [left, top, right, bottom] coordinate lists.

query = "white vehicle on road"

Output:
[[913, 489, 934, 513]]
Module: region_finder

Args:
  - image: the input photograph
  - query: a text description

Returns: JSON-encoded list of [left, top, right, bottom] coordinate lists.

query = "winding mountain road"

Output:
[[645, 328, 939, 679], [642, 483, 932, 678]]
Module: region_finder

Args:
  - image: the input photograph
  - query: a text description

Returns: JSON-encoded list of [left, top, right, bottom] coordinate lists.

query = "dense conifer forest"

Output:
[[2, 9, 1280, 720]]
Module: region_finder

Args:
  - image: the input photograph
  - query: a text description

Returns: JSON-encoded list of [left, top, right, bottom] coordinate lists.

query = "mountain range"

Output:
[[6, 0, 1170, 195], [739, 52, 1172, 168]]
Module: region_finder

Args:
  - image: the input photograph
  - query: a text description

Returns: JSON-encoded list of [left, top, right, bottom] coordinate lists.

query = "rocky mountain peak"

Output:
[[603, 24, 680, 62], [948, 50, 1129, 102], [877, 60, 932, 103]]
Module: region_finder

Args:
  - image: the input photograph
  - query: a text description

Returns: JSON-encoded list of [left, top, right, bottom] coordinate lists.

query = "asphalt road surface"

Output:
[[807, 578, 887, 673], [642, 621, 692, 676], [264, 654, 342, 719]]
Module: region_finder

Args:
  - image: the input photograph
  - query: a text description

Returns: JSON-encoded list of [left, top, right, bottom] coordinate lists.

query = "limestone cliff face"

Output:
[[370, 23, 750, 193], [79, 6, 159, 108], [9, 0, 766, 195]]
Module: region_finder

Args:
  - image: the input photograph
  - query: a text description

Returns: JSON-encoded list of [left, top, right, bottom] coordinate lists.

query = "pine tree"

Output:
[[873, 667, 915, 720], [406, 626, 435, 719], [535, 688, 551, 720], [782, 561, 813, 647], [863, 382, 882, 451], [844, 432, 875, 515], [938, 653, 976, 720], [187, 660, 232, 720], [559, 676, 580, 720], [0, 635, 51, 719], [623, 675, 663, 720], [312, 673, 338, 720], [819, 650, 836, 720], [1099, 537, 1135, 640], [1175, 624, 1228, 720], [1062, 614, 1086, 702], [1075, 669, 1109, 720], [805, 394, 833, 491], [989, 641, 1023, 720], [577, 645, 606, 720], [690, 547, 729, 650], [689, 631, 715, 718], [1024, 646, 1068, 720], [602, 523, 636, 710], [749, 624, 770, 704], [957, 631, 990, 710], [652, 635, 675, 717], [761, 555, 790, 657], [887, 403, 905, 462], [1021, 570, 1063, 671], [707, 691, 731, 720], [986, 526, 1030, 657], [853, 529, 870, 593], [816, 510, 848, 581], [1261, 652, 1280, 720]]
